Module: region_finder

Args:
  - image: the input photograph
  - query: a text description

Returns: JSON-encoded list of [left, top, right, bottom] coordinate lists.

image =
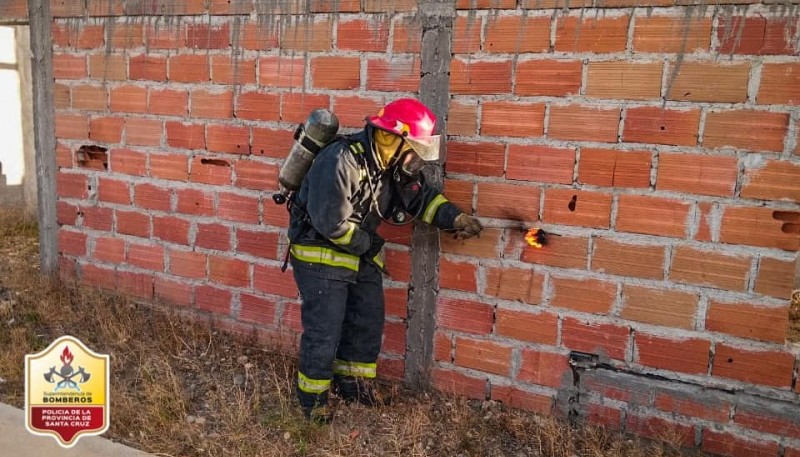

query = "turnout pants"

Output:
[[292, 257, 385, 408]]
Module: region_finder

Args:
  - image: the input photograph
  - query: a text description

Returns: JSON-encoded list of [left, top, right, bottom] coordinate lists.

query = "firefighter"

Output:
[[287, 98, 483, 422]]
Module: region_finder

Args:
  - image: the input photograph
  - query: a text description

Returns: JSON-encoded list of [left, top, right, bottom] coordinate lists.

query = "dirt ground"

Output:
[[0, 209, 712, 457]]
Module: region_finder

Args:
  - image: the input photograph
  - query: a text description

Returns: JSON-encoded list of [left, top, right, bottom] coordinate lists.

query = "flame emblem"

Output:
[[60, 347, 73, 366]]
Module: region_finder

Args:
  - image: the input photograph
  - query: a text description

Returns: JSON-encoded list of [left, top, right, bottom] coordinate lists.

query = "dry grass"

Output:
[[0, 208, 706, 457], [790, 290, 800, 343]]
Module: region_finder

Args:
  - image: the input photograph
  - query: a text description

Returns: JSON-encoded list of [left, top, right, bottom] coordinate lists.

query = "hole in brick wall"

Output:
[[772, 211, 800, 235], [568, 195, 577, 212], [200, 158, 230, 167], [659, 125, 665, 131], [76, 145, 108, 170]]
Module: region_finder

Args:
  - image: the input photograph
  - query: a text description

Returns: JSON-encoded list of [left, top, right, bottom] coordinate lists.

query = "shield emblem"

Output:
[[25, 335, 110, 447]]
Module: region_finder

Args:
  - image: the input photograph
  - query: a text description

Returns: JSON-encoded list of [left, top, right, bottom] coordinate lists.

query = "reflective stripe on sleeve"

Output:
[[290, 244, 361, 271], [330, 222, 357, 247], [297, 372, 331, 394], [422, 194, 448, 224], [332, 359, 377, 379]]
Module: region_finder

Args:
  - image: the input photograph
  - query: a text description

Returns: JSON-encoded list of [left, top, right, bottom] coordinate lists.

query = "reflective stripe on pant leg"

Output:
[[332, 359, 377, 379], [298, 372, 331, 394]]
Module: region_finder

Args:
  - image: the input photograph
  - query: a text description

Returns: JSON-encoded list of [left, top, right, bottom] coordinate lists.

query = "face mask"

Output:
[[399, 150, 424, 177]]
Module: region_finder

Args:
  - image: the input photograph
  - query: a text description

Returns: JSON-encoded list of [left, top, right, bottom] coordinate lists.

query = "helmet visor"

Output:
[[404, 135, 440, 162]]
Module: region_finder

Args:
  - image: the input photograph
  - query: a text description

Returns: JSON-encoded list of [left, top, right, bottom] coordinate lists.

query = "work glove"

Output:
[[365, 234, 385, 259], [453, 213, 483, 240]]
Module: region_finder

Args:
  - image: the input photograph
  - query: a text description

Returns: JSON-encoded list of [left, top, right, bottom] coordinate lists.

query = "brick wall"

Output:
[[3, 0, 800, 455]]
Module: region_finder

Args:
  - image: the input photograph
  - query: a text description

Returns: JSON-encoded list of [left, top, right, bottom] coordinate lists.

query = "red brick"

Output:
[[100, 148, 134, 176], [144, 24, 183, 49], [72, 84, 106, 111], [237, 22, 279, 51], [98, 178, 129, 204], [175, 188, 214, 217], [476, 182, 539, 221], [633, 16, 711, 53], [80, 206, 113, 231], [56, 113, 89, 140], [309, 0, 361, 13], [431, 368, 486, 400], [562, 317, 629, 361], [437, 297, 493, 335], [54, 84, 70, 109], [706, 301, 788, 343], [125, 119, 162, 146], [448, 101, 478, 136], [702, 429, 780, 457], [169, 54, 209, 83], [337, 18, 389, 52], [149, 153, 188, 182], [210, 55, 256, 85], [362, 0, 416, 12], [385, 249, 411, 283], [252, 264, 298, 299], [670, 246, 751, 291], [281, 92, 331, 124], [741, 160, 800, 202], [713, 344, 794, 388], [236, 228, 280, 260], [263, 202, 290, 229], [236, 91, 281, 122], [377, 222, 413, 246], [621, 285, 697, 329], [206, 124, 251, 155], [195, 223, 231, 251], [133, 183, 171, 212], [116, 270, 154, 300], [555, 16, 629, 53], [667, 62, 750, 103], [542, 189, 612, 229], [578, 148, 652, 188], [517, 350, 570, 388], [454, 337, 512, 376], [93, 236, 125, 264], [439, 258, 477, 292], [490, 308, 558, 345], [233, 160, 279, 191], [491, 386, 553, 415], [89, 116, 124, 143], [625, 415, 696, 448], [754, 257, 796, 299], [758, 63, 800, 105], [190, 90, 234, 120], [190, 156, 231, 186], [550, 276, 616, 314], [392, 18, 421, 53], [239, 293, 277, 326], [734, 401, 800, 440], [166, 122, 205, 150], [209, 256, 249, 287], [446, 141, 505, 177], [332, 96, 384, 129], [623, 107, 700, 146], [58, 230, 87, 256], [187, 23, 230, 49], [280, 19, 332, 52], [126, 242, 164, 272], [654, 389, 731, 423], [385, 287, 408, 319], [656, 153, 738, 197], [115, 209, 150, 238], [485, 15, 550, 53], [217, 192, 259, 224], [56, 143, 73, 168], [154, 278, 192, 307], [506, 144, 575, 184], [616, 194, 691, 238], [109, 23, 143, 48], [635, 333, 709, 375], [152, 215, 190, 246], [515, 59, 582, 97], [57, 172, 89, 199], [259, 56, 305, 88], [585, 403, 623, 430], [484, 267, 543, 305], [149, 89, 188, 117], [548, 104, 620, 143], [718, 16, 798, 56], [480, 101, 545, 138], [704, 110, 788, 153], [56, 201, 79, 226], [366, 57, 419, 92], [719, 206, 800, 251], [434, 332, 451, 362], [451, 59, 512, 95], [442, 179, 473, 216], [81, 264, 117, 291], [521, 235, 589, 270], [129, 55, 167, 81], [195, 285, 232, 315], [168, 249, 206, 279], [591, 238, 665, 280], [586, 62, 663, 101], [452, 15, 481, 53], [53, 54, 86, 79], [88, 54, 126, 80], [440, 228, 502, 259]]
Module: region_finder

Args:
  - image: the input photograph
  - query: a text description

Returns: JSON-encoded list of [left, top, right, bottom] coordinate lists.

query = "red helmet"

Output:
[[368, 98, 441, 162]]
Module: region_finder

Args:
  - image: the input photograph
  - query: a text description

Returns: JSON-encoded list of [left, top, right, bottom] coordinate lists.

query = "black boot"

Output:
[[301, 404, 332, 424], [332, 375, 389, 407]]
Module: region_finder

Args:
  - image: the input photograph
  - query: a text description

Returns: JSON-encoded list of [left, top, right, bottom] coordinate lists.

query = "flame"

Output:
[[524, 228, 545, 249], [60, 346, 74, 365]]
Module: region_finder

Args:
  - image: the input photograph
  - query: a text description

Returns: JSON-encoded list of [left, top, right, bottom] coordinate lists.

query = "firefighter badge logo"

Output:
[[25, 335, 110, 447]]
